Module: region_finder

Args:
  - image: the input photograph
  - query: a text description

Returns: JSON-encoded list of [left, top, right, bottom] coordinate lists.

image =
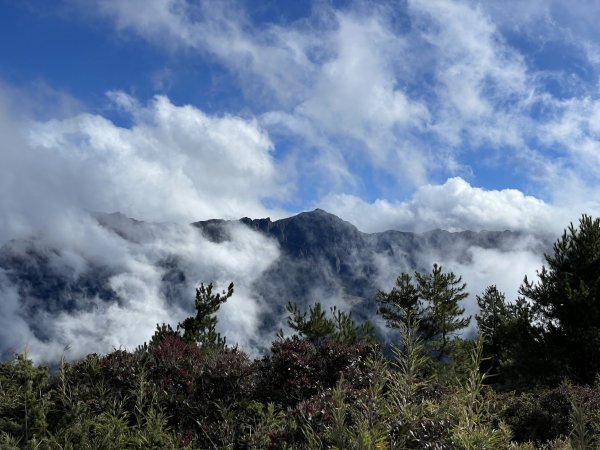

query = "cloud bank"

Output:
[[0, 217, 280, 362], [319, 177, 562, 234], [2, 0, 600, 361], [0, 88, 284, 361]]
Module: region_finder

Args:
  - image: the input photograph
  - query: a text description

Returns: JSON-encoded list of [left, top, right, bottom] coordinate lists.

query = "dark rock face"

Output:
[[193, 209, 547, 327], [0, 240, 115, 312], [196, 210, 375, 299]]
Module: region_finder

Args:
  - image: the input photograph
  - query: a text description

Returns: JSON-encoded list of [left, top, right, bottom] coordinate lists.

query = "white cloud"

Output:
[[89, 1, 434, 187], [404, 0, 536, 162], [540, 97, 600, 173], [319, 177, 564, 234], [0, 213, 281, 362], [481, 0, 600, 67], [86, 0, 600, 203], [15, 92, 284, 228], [0, 270, 36, 355], [0, 87, 286, 361], [448, 245, 544, 315]]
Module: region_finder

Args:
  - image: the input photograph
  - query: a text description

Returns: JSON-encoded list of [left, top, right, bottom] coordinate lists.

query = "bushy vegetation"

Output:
[[2, 215, 600, 449]]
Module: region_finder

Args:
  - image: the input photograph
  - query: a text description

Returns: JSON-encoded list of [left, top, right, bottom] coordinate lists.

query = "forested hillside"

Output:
[[2, 216, 600, 449]]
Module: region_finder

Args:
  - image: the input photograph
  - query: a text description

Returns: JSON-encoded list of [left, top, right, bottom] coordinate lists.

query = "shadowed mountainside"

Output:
[[0, 209, 548, 356], [193, 209, 546, 329]]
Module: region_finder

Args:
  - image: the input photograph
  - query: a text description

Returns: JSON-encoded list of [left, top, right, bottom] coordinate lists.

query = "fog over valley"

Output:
[[0, 208, 550, 362]]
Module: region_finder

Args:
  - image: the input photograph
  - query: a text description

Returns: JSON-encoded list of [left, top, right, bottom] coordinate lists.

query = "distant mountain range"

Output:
[[194, 209, 547, 327], [0, 209, 550, 357]]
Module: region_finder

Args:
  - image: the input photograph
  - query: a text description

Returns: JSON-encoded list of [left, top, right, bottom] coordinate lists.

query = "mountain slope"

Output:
[[0, 209, 548, 358], [193, 209, 546, 329]]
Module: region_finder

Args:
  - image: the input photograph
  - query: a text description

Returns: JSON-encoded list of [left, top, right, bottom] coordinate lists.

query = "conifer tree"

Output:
[[178, 282, 234, 347], [476, 285, 510, 374], [476, 285, 508, 338], [285, 301, 374, 345], [286, 302, 335, 344], [148, 281, 234, 351], [519, 214, 600, 383], [417, 264, 470, 358], [377, 273, 423, 330], [377, 264, 470, 359]]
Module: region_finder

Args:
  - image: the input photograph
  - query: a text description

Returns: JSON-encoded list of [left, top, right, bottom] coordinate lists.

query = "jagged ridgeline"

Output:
[[193, 209, 545, 326], [0, 209, 547, 358]]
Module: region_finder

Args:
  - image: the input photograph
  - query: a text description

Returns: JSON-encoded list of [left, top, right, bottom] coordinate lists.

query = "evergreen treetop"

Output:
[[519, 214, 600, 383], [285, 301, 374, 345], [377, 264, 471, 359]]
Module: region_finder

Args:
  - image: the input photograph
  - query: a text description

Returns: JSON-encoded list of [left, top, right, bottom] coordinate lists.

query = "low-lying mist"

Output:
[[0, 208, 551, 363], [0, 213, 280, 362]]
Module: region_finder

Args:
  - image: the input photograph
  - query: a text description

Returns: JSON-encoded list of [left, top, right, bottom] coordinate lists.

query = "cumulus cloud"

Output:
[[0, 87, 285, 361], [84, 0, 600, 209], [319, 177, 564, 234], [22, 92, 283, 226]]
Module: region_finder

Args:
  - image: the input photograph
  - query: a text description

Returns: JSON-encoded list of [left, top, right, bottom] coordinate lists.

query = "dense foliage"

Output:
[[520, 215, 600, 384], [2, 215, 600, 449]]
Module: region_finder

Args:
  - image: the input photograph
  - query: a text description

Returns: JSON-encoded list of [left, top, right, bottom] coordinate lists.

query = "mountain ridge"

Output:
[[192, 209, 546, 336], [0, 208, 550, 358]]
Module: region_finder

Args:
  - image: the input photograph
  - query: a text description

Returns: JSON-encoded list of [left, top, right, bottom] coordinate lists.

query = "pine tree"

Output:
[[377, 264, 471, 359], [178, 282, 234, 348], [285, 301, 374, 345], [417, 264, 470, 358], [286, 302, 335, 344], [519, 215, 600, 383], [377, 273, 423, 329], [476, 286, 508, 346], [149, 282, 234, 349], [475, 285, 510, 375]]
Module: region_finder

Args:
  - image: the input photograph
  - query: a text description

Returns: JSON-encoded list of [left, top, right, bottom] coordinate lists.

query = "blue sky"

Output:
[[1, 0, 600, 234], [4, 0, 600, 359]]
